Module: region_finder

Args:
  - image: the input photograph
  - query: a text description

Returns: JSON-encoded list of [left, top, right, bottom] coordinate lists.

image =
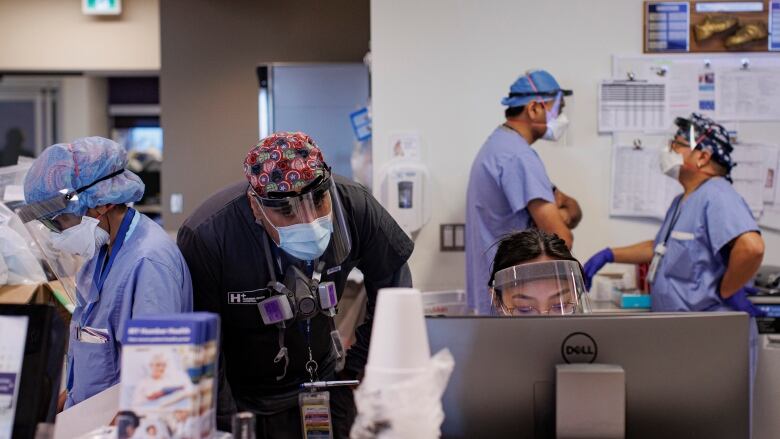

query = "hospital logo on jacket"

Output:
[[227, 288, 271, 305]]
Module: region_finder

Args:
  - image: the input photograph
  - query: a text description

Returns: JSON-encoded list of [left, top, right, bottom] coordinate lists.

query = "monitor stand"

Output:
[[555, 364, 625, 439]]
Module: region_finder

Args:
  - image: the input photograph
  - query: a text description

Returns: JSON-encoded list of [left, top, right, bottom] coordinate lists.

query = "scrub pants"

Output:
[[236, 386, 356, 439]]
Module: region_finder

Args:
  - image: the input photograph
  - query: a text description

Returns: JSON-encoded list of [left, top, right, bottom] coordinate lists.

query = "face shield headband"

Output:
[[251, 169, 332, 212], [16, 169, 125, 231], [492, 260, 590, 315]]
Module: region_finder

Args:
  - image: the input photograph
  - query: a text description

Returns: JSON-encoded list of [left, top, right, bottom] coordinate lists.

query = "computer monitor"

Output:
[[426, 313, 749, 439], [0, 304, 66, 439]]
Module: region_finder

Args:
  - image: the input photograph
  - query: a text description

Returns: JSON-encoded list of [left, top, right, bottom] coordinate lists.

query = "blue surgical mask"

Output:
[[273, 215, 333, 261]]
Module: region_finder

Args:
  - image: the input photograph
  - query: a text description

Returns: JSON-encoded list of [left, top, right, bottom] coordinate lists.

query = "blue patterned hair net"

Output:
[[674, 113, 735, 182], [23, 137, 145, 217]]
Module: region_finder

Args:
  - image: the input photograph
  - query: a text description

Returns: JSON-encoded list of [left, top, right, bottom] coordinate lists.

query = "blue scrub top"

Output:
[[65, 212, 193, 407], [651, 177, 759, 312], [465, 126, 555, 314]]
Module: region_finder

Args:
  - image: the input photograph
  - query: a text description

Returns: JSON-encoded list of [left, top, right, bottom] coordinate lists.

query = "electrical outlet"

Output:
[[440, 223, 465, 252], [170, 193, 183, 214]]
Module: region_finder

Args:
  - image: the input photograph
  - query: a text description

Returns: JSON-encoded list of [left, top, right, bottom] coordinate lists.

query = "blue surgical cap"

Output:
[[23, 137, 145, 217], [501, 69, 573, 108]]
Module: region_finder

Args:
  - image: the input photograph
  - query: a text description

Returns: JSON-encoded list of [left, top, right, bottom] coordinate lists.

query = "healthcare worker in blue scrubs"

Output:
[[465, 69, 582, 315], [582, 114, 764, 417], [17, 137, 193, 409]]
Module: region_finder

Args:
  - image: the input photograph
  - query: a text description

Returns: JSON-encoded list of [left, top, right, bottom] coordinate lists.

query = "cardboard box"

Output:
[[0, 282, 73, 326]]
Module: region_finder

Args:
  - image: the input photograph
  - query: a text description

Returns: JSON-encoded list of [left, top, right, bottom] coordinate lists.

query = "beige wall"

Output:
[[371, 0, 780, 292], [160, 0, 369, 230], [59, 77, 109, 141], [0, 0, 159, 71]]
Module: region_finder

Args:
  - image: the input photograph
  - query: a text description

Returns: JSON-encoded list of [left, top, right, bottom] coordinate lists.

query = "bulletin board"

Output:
[[613, 53, 780, 123], [609, 53, 780, 230]]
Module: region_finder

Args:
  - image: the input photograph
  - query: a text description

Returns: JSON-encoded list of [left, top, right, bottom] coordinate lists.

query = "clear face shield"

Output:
[[537, 91, 575, 147], [249, 171, 352, 264], [16, 211, 83, 310], [492, 260, 591, 316], [15, 169, 124, 233]]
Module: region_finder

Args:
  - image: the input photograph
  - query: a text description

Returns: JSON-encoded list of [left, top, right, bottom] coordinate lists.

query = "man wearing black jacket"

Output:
[[177, 132, 413, 438]]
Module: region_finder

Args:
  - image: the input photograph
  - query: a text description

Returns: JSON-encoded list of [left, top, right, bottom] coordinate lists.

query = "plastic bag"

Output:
[[351, 349, 455, 439], [0, 203, 46, 285]]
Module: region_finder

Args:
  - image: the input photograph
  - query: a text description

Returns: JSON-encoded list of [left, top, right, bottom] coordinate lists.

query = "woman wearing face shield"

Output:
[[581, 114, 764, 409], [17, 137, 193, 409], [489, 229, 590, 316]]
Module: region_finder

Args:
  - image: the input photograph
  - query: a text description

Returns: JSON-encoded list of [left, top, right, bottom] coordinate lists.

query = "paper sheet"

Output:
[[599, 81, 668, 132], [610, 144, 682, 219], [666, 63, 700, 119], [718, 69, 780, 121], [760, 202, 780, 231], [54, 384, 119, 439], [732, 143, 769, 217], [761, 145, 780, 203], [1, 185, 23, 203], [757, 143, 780, 230]]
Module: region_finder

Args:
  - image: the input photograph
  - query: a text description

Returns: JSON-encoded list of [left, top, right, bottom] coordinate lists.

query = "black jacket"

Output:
[[177, 176, 413, 401]]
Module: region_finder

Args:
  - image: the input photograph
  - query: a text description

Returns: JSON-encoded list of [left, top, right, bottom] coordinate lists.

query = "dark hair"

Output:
[[505, 105, 525, 119], [488, 228, 581, 288]]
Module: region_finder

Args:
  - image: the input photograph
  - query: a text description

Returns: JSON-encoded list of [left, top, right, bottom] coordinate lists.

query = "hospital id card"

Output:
[[299, 390, 333, 439]]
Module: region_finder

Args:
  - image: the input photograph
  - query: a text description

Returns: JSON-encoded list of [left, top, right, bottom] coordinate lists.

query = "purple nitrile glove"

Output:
[[724, 286, 767, 317], [583, 248, 614, 291]]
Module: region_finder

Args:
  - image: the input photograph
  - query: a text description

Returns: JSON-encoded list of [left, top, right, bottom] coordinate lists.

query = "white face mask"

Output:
[[543, 113, 569, 141], [49, 216, 110, 259], [659, 148, 684, 180]]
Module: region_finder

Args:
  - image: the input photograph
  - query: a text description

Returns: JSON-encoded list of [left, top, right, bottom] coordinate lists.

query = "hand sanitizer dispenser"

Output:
[[379, 159, 430, 236]]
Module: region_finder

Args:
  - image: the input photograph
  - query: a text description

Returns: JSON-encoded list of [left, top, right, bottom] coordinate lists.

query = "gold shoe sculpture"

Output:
[[694, 15, 739, 41], [725, 22, 769, 48]]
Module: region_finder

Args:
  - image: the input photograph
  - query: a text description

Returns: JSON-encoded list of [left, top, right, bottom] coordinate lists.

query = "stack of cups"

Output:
[[353, 288, 453, 439], [362, 288, 431, 389]]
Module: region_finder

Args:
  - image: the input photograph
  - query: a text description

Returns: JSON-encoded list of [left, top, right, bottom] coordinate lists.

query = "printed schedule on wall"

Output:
[[645, 2, 690, 52], [598, 81, 668, 132], [771, 0, 780, 51], [0, 316, 28, 439]]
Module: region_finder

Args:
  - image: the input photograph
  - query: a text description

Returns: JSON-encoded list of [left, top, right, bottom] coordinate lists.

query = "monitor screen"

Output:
[[0, 305, 66, 439], [0, 315, 28, 439], [111, 127, 163, 155], [426, 313, 749, 439]]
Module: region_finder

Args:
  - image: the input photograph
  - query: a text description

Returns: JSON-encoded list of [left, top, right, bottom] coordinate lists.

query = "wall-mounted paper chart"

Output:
[[599, 81, 668, 133]]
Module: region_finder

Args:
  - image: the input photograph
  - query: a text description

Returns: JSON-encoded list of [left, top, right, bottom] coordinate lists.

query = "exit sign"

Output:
[[82, 0, 121, 15]]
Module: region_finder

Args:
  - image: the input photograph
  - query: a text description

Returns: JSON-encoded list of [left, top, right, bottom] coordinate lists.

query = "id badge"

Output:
[[647, 243, 666, 284], [299, 391, 333, 439]]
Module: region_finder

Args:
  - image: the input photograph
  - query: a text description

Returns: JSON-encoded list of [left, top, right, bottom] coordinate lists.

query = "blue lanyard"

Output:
[[81, 208, 136, 325]]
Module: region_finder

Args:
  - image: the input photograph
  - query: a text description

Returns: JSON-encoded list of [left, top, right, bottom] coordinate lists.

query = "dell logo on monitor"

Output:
[[561, 332, 598, 364]]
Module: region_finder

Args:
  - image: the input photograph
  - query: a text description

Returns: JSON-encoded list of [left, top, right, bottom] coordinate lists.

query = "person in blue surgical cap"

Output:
[[582, 114, 764, 410], [18, 137, 193, 409], [465, 69, 582, 315]]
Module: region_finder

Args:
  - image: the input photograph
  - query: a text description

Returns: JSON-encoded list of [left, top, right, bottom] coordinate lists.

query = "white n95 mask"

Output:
[[49, 216, 110, 259], [659, 148, 683, 179], [543, 113, 569, 141]]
